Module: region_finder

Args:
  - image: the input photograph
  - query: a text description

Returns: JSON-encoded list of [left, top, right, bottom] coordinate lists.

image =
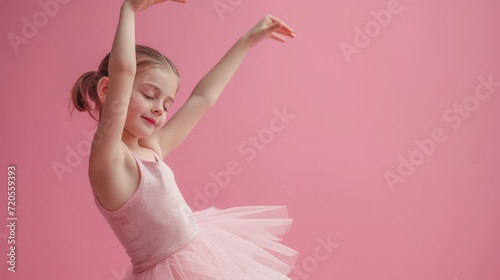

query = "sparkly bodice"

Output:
[[93, 151, 200, 273]]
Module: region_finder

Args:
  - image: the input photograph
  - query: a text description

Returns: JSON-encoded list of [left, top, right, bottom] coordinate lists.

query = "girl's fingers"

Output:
[[267, 14, 295, 35], [270, 32, 287, 43], [268, 23, 295, 39], [244, 14, 295, 47], [275, 26, 296, 38]]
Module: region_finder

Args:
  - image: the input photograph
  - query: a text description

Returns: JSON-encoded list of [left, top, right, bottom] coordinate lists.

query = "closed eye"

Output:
[[142, 92, 169, 112], [142, 93, 154, 99]]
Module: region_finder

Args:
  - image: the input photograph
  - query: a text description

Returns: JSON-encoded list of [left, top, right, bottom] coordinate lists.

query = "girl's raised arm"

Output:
[[90, 1, 138, 167]]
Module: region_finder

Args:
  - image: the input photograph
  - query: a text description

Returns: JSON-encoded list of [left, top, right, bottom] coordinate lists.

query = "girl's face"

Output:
[[124, 64, 178, 139]]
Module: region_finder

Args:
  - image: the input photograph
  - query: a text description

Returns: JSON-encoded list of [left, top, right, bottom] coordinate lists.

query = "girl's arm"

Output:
[[151, 15, 295, 158], [93, 2, 137, 161], [88, 1, 139, 210]]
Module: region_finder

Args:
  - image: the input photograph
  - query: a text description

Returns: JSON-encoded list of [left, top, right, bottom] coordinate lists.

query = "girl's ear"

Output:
[[97, 76, 109, 104]]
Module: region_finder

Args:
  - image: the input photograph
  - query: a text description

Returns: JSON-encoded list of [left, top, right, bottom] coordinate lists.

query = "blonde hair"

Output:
[[69, 45, 179, 122]]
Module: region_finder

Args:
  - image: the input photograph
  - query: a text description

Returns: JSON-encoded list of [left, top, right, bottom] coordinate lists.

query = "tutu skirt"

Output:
[[122, 206, 298, 280]]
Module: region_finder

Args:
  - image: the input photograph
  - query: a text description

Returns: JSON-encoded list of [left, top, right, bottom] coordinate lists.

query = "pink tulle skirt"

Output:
[[122, 206, 298, 280]]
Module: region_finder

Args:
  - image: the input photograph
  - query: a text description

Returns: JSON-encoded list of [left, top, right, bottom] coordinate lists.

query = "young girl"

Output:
[[70, 0, 297, 279]]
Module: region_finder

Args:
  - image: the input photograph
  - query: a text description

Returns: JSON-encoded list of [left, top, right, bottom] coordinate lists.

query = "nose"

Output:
[[152, 105, 163, 115]]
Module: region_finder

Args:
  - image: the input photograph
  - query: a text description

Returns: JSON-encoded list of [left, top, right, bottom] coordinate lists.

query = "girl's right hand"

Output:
[[124, 0, 186, 13]]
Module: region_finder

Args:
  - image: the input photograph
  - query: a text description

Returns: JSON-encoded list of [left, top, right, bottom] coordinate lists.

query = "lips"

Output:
[[142, 117, 156, 126]]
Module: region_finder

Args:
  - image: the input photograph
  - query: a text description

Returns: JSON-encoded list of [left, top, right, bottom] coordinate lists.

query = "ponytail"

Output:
[[69, 70, 103, 122]]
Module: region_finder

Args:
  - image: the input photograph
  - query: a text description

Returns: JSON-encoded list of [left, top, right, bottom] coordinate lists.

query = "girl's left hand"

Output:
[[242, 15, 296, 48]]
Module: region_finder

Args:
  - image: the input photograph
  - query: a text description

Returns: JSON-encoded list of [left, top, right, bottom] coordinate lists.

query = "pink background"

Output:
[[1, 0, 500, 279]]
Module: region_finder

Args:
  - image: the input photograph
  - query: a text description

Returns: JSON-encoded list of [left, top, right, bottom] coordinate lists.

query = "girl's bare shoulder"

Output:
[[88, 142, 140, 211]]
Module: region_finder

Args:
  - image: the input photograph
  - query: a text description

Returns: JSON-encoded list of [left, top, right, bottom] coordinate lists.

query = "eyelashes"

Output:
[[143, 93, 154, 99], [142, 92, 169, 112]]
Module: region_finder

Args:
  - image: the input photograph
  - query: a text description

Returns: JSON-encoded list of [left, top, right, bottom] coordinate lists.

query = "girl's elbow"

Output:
[[192, 91, 216, 108], [109, 64, 136, 76]]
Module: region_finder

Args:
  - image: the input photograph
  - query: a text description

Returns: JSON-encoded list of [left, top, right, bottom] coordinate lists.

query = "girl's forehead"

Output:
[[136, 65, 173, 80], [135, 65, 179, 94]]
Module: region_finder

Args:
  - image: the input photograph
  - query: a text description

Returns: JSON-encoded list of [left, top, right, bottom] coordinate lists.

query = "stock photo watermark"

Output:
[[339, 0, 407, 64], [385, 73, 500, 192], [52, 117, 118, 183], [290, 235, 340, 280], [7, 0, 71, 54], [213, 0, 243, 21], [53, 97, 130, 182], [192, 105, 296, 209], [6, 165, 18, 273]]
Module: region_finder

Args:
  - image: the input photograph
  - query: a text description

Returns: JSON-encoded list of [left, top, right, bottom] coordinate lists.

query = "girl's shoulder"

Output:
[[89, 143, 141, 212]]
